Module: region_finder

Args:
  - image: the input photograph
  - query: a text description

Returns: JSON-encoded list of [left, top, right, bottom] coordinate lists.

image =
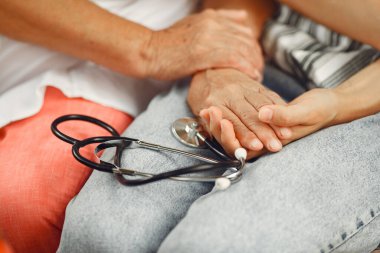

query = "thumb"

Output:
[[258, 104, 308, 126]]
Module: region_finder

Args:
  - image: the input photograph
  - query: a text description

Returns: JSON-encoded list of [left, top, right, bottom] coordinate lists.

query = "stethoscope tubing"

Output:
[[51, 114, 120, 144], [51, 114, 244, 186]]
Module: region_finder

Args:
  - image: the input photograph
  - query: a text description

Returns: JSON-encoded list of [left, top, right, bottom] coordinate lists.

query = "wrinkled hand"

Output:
[[188, 68, 292, 156], [258, 88, 339, 142], [146, 9, 263, 81]]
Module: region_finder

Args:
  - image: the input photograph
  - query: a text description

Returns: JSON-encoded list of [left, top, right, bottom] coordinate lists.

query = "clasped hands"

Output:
[[150, 8, 339, 159], [188, 68, 341, 160]]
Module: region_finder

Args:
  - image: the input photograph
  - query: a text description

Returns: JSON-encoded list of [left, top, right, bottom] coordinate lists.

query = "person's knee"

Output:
[[159, 113, 380, 253]]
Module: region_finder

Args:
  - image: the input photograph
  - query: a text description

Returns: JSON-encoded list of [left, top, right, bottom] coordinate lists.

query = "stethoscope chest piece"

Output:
[[171, 117, 208, 148]]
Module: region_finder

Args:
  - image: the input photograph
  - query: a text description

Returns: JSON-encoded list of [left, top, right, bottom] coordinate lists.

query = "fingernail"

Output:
[[280, 127, 292, 138], [259, 107, 273, 122], [269, 139, 282, 151], [249, 139, 263, 150]]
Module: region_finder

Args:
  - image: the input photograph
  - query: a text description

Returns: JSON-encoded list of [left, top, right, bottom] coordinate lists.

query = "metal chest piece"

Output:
[[171, 117, 207, 148]]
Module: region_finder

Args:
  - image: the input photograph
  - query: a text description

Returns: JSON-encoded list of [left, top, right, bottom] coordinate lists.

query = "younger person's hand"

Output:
[[204, 88, 338, 159], [258, 88, 339, 142]]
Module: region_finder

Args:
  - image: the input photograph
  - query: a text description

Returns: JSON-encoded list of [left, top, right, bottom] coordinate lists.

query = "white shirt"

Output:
[[0, 0, 197, 127]]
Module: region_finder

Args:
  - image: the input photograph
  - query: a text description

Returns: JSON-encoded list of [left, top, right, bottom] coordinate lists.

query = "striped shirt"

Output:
[[262, 5, 380, 89]]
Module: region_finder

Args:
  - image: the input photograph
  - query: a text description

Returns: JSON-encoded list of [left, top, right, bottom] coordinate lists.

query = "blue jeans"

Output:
[[58, 66, 380, 253]]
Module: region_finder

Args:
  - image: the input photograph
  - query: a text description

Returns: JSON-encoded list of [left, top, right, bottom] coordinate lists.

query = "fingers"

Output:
[[271, 125, 292, 140], [229, 98, 283, 152], [259, 104, 308, 126], [205, 106, 265, 152], [208, 106, 223, 139], [220, 119, 242, 155], [203, 108, 268, 159], [246, 88, 291, 139]]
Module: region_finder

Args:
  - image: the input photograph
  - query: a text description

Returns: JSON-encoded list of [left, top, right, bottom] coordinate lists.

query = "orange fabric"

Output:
[[0, 240, 14, 253], [0, 86, 133, 253]]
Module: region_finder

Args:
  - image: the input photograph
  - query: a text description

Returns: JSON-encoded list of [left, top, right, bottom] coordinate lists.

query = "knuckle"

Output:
[[255, 101, 272, 110], [250, 97, 272, 109]]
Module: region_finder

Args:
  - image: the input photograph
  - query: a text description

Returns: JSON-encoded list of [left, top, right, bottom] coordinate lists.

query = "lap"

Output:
[[159, 112, 380, 253], [58, 82, 215, 253], [59, 81, 380, 253]]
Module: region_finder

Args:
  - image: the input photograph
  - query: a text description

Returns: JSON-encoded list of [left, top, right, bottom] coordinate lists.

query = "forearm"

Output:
[[0, 0, 151, 78], [202, 0, 276, 39], [280, 0, 380, 50], [333, 59, 380, 124]]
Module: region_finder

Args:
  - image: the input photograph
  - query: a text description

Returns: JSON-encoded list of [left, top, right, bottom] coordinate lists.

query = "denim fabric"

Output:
[[58, 67, 380, 253], [159, 111, 380, 253]]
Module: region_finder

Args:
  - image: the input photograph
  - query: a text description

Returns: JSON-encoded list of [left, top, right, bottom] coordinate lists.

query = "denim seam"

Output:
[[320, 208, 380, 253]]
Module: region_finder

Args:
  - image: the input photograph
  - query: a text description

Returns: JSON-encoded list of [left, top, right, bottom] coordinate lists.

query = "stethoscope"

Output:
[[51, 114, 247, 190]]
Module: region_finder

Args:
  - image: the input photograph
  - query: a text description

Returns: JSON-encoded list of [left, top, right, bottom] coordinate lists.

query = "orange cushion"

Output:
[[0, 86, 133, 253], [0, 239, 14, 253]]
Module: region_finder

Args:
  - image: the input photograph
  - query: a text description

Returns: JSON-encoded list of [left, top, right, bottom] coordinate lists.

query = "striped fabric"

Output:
[[262, 5, 380, 89]]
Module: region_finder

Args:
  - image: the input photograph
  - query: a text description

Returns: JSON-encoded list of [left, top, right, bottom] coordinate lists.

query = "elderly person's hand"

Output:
[[0, 2, 262, 82], [188, 68, 292, 156], [146, 9, 263, 81]]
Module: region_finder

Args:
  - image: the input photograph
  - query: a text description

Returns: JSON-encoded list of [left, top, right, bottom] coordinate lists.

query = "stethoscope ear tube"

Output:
[[51, 115, 128, 173], [51, 114, 120, 144]]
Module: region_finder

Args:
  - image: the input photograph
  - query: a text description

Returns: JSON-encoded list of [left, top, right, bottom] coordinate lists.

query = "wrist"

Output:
[[137, 29, 157, 79], [117, 28, 154, 79], [330, 88, 350, 125], [331, 82, 365, 125]]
